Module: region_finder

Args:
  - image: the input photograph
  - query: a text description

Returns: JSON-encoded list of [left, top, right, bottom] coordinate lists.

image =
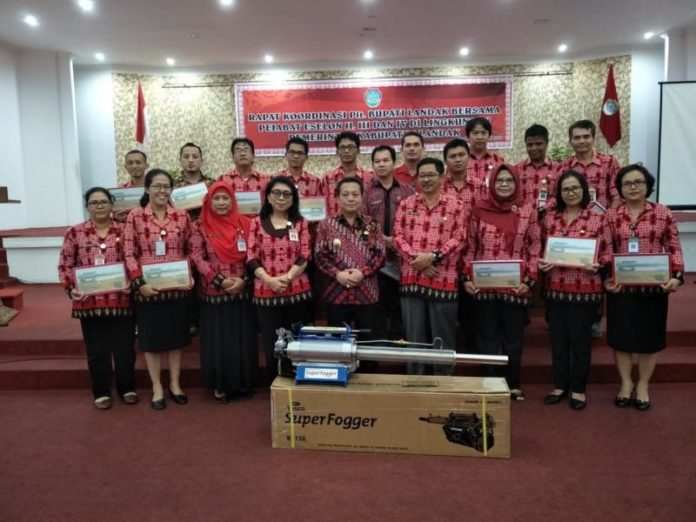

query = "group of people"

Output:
[[58, 116, 685, 413]]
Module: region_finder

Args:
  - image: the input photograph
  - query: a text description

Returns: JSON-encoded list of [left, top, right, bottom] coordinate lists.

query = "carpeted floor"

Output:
[[1, 384, 695, 522]]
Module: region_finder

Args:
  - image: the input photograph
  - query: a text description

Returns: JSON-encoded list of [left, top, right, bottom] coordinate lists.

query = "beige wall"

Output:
[[112, 55, 630, 184]]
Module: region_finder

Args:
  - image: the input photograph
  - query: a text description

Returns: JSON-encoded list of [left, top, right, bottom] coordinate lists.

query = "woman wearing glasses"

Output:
[[539, 171, 609, 410], [58, 187, 137, 410], [124, 169, 192, 410], [247, 176, 312, 382], [604, 164, 684, 411], [463, 164, 541, 402]]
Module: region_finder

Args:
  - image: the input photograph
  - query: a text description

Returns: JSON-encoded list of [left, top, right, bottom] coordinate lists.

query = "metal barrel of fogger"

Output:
[[355, 345, 508, 366]]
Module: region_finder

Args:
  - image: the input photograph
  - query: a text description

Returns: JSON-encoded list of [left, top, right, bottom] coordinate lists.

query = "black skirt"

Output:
[[136, 298, 191, 352], [199, 299, 257, 393], [607, 291, 668, 354]]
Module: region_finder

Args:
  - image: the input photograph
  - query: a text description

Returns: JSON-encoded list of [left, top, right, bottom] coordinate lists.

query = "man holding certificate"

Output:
[[463, 164, 541, 401], [218, 138, 270, 216], [603, 165, 684, 411]]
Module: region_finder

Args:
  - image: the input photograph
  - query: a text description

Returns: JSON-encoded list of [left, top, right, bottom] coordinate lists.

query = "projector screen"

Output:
[[657, 81, 696, 209]]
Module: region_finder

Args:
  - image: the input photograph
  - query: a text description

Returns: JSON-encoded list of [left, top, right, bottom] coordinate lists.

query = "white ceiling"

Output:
[[1, 0, 695, 70]]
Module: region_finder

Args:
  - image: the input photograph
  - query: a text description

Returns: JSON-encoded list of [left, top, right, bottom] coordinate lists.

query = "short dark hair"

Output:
[[443, 138, 470, 158], [84, 187, 113, 207], [179, 142, 203, 158], [371, 145, 396, 163], [417, 157, 445, 175], [335, 177, 364, 196], [568, 120, 596, 140], [524, 124, 549, 142], [401, 130, 424, 147], [260, 175, 302, 222], [334, 132, 360, 149], [140, 169, 173, 208], [231, 137, 255, 154], [125, 149, 147, 162], [616, 163, 655, 198], [286, 136, 309, 155], [554, 170, 591, 212], [465, 117, 492, 137]]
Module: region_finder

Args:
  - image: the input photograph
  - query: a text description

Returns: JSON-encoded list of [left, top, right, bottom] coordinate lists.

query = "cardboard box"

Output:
[[271, 374, 510, 458]]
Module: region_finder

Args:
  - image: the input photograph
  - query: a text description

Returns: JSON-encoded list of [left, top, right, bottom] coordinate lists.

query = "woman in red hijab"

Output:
[[189, 181, 255, 403], [462, 164, 542, 401]]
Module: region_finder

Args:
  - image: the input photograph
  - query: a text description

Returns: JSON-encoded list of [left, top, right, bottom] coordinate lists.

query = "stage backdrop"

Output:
[[111, 56, 631, 183], [235, 76, 512, 156]]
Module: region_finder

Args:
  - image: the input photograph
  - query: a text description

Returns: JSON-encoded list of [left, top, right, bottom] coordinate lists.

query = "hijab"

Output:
[[199, 181, 250, 264]]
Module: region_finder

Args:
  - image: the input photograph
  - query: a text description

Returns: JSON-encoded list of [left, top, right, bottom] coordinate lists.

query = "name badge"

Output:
[[628, 236, 640, 253], [155, 240, 166, 256], [589, 187, 597, 202], [237, 237, 247, 252], [538, 188, 548, 202], [94, 253, 105, 266], [288, 229, 299, 242]]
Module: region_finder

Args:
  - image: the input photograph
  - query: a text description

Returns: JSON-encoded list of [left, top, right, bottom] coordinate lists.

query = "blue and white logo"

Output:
[[364, 88, 382, 108]]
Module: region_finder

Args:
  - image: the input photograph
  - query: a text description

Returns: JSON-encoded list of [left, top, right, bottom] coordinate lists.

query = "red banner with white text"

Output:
[[235, 77, 513, 156]]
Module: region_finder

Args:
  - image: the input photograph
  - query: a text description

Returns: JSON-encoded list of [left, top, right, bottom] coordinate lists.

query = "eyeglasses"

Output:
[[338, 145, 357, 152], [417, 173, 439, 180], [495, 178, 515, 185], [87, 200, 111, 207], [150, 184, 172, 192], [621, 179, 647, 188], [561, 185, 582, 195], [270, 189, 293, 199], [287, 150, 306, 156]]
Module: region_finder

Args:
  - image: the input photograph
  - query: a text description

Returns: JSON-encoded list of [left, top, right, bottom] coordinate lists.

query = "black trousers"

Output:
[[328, 303, 377, 372], [256, 303, 307, 383], [457, 281, 477, 351], [80, 315, 136, 399], [547, 300, 596, 393], [474, 300, 527, 390], [373, 273, 403, 340]]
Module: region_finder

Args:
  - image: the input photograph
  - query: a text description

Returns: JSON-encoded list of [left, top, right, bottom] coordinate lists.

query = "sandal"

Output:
[[510, 389, 526, 402], [94, 396, 112, 410]]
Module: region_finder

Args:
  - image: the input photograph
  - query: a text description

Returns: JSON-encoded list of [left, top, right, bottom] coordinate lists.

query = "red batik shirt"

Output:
[[560, 152, 621, 209], [441, 173, 481, 208], [118, 180, 143, 188], [541, 207, 610, 302], [218, 169, 270, 193], [246, 216, 312, 305], [315, 214, 385, 305], [603, 202, 684, 286], [58, 220, 132, 318], [467, 152, 505, 192], [321, 166, 374, 217], [275, 169, 324, 198], [393, 193, 468, 301], [463, 204, 541, 304], [188, 220, 249, 302], [123, 206, 192, 301], [393, 164, 418, 188], [515, 158, 559, 209]]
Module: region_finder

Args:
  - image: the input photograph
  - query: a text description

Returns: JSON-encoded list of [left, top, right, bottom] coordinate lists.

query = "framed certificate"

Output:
[[171, 182, 207, 210], [74, 262, 129, 296], [235, 191, 262, 215], [613, 254, 671, 286], [109, 187, 145, 212], [141, 260, 193, 291], [299, 196, 327, 221], [544, 236, 598, 268], [472, 260, 522, 289]]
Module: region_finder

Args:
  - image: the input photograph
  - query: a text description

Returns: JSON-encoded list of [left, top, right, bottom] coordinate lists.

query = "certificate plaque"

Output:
[[613, 254, 671, 286], [235, 191, 262, 215], [299, 197, 327, 221], [544, 236, 598, 268], [74, 262, 129, 296], [171, 182, 207, 210], [142, 260, 192, 290], [109, 187, 145, 212], [472, 260, 522, 289]]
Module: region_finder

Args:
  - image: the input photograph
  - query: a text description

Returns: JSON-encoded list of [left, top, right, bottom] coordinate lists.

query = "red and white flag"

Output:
[[135, 80, 149, 151], [599, 64, 621, 147]]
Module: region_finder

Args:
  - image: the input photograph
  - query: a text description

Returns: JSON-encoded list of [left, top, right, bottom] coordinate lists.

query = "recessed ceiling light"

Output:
[[264, 54, 274, 64], [459, 47, 469, 57], [77, 0, 95, 12], [23, 14, 39, 27], [364, 50, 374, 60], [644, 31, 655, 40], [219, 0, 235, 7], [166, 57, 176, 66], [94, 52, 105, 62], [558, 43, 568, 53]]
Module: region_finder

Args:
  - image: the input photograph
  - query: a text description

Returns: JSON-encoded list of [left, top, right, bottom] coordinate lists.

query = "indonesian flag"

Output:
[[135, 80, 149, 151], [599, 64, 621, 147]]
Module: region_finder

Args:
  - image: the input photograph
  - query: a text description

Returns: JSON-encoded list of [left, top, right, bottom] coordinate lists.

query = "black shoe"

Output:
[[614, 395, 633, 408], [214, 391, 229, 404], [634, 399, 651, 411], [570, 398, 587, 410], [151, 398, 166, 411], [169, 388, 188, 405], [544, 391, 567, 405]]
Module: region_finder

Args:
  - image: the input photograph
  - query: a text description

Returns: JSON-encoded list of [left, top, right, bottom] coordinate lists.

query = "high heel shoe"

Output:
[[544, 390, 567, 405], [634, 399, 651, 411], [169, 388, 188, 405], [614, 395, 633, 408], [151, 398, 166, 411]]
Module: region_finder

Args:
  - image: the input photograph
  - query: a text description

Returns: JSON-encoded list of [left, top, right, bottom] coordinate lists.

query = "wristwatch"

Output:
[[432, 250, 443, 263]]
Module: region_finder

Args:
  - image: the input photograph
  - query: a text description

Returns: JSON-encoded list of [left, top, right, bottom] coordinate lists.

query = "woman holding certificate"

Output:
[[58, 187, 137, 410], [189, 181, 255, 403], [463, 164, 541, 402], [539, 171, 608, 410], [604, 164, 684, 411], [247, 176, 312, 382], [124, 169, 192, 411]]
